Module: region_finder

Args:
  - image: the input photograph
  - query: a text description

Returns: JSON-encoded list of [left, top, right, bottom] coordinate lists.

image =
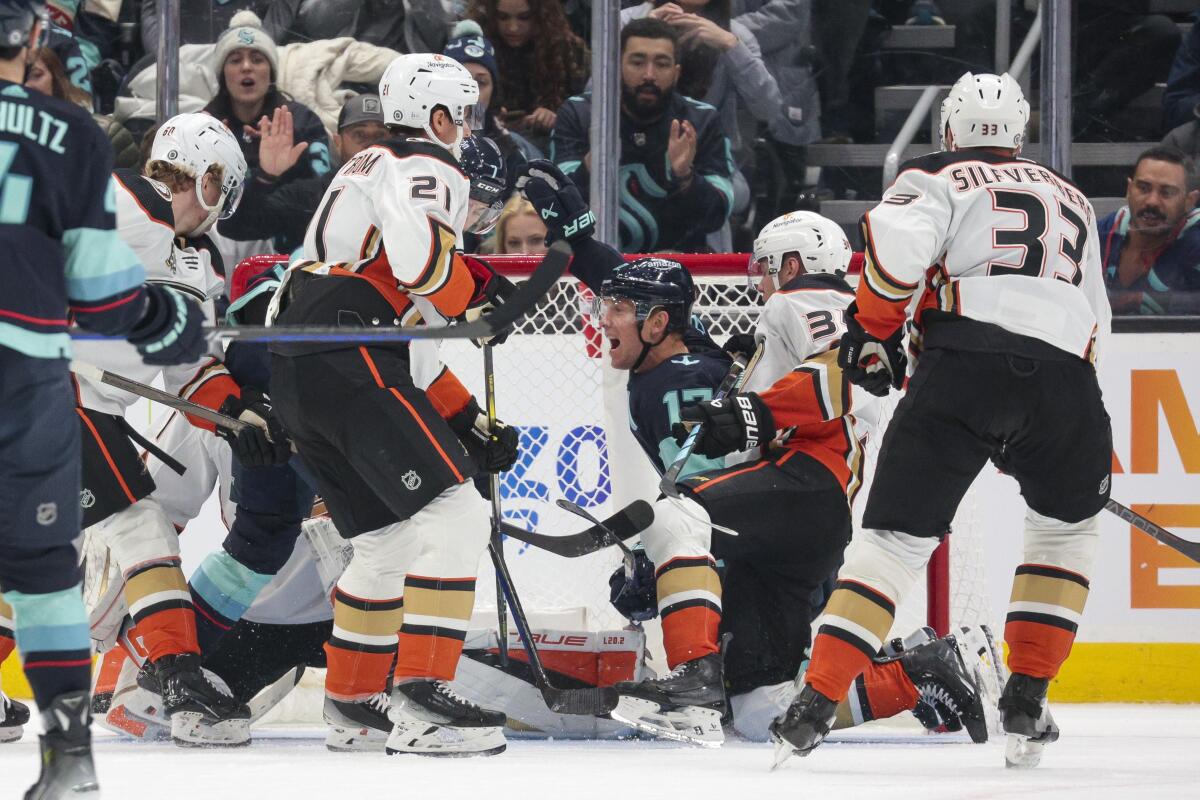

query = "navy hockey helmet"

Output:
[[459, 134, 506, 234], [0, 1, 46, 49], [597, 257, 696, 334]]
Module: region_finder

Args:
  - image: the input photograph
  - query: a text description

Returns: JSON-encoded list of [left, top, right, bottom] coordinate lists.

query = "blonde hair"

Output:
[[492, 196, 546, 254], [145, 160, 225, 195]]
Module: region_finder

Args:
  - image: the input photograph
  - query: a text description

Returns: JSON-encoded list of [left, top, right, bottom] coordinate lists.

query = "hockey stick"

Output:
[[74, 240, 571, 346], [496, 500, 654, 558], [1105, 499, 1200, 562], [659, 343, 765, 499], [556, 499, 637, 575], [69, 361, 248, 435], [485, 541, 619, 715], [483, 342, 509, 667]]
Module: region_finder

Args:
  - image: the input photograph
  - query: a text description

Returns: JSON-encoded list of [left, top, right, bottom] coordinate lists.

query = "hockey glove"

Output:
[[217, 388, 293, 468], [608, 548, 658, 623], [723, 332, 758, 361], [836, 301, 907, 397], [462, 255, 517, 346], [673, 391, 775, 459], [127, 284, 207, 366], [515, 160, 596, 245], [449, 399, 520, 473]]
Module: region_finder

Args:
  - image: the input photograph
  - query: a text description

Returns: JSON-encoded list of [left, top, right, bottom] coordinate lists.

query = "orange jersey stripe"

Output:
[[77, 409, 138, 504]]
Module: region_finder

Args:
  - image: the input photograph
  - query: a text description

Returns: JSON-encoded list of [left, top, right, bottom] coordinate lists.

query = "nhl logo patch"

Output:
[[401, 470, 422, 491], [80, 489, 96, 509]]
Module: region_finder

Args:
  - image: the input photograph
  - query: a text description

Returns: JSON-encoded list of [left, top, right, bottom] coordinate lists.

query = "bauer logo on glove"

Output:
[[673, 391, 776, 459]]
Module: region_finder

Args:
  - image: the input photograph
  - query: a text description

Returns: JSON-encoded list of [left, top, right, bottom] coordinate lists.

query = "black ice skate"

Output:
[[610, 652, 726, 747], [323, 691, 390, 752], [386, 680, 507, 757], [999, 673, 1059, 768], [1, 689, 30, 744], [768, 684, 838, 769], [898, 635, 988, 743], [142, 654, 251, 747], [24, 691, 99, 800]]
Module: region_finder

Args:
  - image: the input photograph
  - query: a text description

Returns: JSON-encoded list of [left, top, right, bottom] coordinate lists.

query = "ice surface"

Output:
[[1, 705, 1196, 799]]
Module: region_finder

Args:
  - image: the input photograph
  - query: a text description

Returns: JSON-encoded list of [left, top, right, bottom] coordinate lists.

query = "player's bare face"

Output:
[[496, 0, 535, 48], [621, 38, 678, 119], [1126, 159, 1195, 236], [224, 49, 271, 115], [599, 298, 644, 371], [502, 212, 548, 254]]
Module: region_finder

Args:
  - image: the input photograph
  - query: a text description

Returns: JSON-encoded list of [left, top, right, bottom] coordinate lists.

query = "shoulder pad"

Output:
[[113, 168, 175, 229], [376, 138, 465, 176]]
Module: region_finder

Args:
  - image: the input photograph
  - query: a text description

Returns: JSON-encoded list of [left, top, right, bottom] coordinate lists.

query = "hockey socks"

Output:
[[394, 576, 476, 683], [325, 588, 404, 701], [124, 558, 200, 662], [837, 660, 919, 727], [1005, 564, 1090, 679], [656, 556, 722, 668], [6, 586, 92, 707], [188, 550, 274, 653], [804, 580, 897, 703]]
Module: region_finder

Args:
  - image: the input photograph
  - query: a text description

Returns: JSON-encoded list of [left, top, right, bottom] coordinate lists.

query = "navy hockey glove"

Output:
[[218, 388, 293, 468], [449, 399, 520, 473], [837, 301, 906, 397], [722, 332, 758, 360], [127, 284, 207, 366], [673, 391, 775, 459], [515, 160, 596, 244], [462, 255, 517, 346], [608, 548, 658, 623]]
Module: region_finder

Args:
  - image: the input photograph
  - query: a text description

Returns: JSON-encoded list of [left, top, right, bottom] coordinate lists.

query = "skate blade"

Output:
[[0, 725, 22, 744], [324, 725, 387, 753], [384, 721, 507, 757], [610, 696, 724, 748], [171, 712, 251, 748], [770, 734, 796, 771], [1005, 733, 1045, 768]]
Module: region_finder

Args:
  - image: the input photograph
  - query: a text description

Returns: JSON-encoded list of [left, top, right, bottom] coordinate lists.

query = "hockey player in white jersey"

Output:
[[269, 53, 521, 758], [771, 73, 1112, 769], [72, 113, 283, 748]]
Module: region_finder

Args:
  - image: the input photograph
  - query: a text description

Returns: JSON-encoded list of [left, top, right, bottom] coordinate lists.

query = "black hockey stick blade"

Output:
[[556, 499, 636, 574], [497, 500, 654, 558], [1105, 499, 1200, 562]]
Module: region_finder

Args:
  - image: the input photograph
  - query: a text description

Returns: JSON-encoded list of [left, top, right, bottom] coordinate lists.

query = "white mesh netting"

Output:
[[439, 272, 997, 640]]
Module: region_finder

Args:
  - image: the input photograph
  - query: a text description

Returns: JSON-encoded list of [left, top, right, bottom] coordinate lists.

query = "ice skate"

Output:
[[142, 654, 251, 747], [610, 652, 725, 747], [1, 689, 30, 743], [899, 635, 988, 743], [323, 691, 390, 752], [23, 691, 99, 800], [1000, 673, 1059, 768], [99, 652, 170, 741], [768, 684, 838, 769], [385, 680, 507, 757]]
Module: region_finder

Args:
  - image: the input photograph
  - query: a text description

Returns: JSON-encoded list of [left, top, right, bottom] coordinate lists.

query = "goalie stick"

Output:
[[496, 501, 654, 558], [1105, 499, 1200, 562]]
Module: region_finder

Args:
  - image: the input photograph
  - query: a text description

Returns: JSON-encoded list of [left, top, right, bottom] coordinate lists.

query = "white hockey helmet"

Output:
[[939, 71, 1029, 152], [379, 53, 482, 159], [750, 211, 853, 291], [149, 113, 248, 235]]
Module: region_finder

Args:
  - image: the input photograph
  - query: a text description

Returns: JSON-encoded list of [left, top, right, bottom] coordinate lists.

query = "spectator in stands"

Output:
[[141, 0, 285, 52], [1099, 146, 1200, 315], [1164, 10, 1200, 135], [444, 22, 537, 195], [1073, 1, 1180, 140], [25, 46, 140, 168], [550, 17, 734, 252], [221, 94, 388, 255], [203, 13, 332, 182], [269, 0, 449, 53], [807, 0, 867, 142], [620, 1, 785, 234], [468, 0, 590, 152], [491, 196, 549, 254]]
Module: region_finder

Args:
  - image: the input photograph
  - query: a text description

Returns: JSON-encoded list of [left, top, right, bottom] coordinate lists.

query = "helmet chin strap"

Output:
[[631, 309, 670, 372], [424, 118, 465, 160], [187, 178, 224, 237]]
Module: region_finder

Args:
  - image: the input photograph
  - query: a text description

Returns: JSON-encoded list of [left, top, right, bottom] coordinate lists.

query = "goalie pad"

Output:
[[449, 628, 646, 739]]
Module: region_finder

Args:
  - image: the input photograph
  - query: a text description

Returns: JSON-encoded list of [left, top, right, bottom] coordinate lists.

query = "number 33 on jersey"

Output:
[[859, 149, 1110, 362]]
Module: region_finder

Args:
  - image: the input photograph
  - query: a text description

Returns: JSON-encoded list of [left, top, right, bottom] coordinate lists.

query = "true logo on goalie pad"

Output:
[[401, 470, 422, 491]]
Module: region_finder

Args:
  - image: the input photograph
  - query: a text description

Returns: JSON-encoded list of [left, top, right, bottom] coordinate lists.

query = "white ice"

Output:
[[2, 704, 1197, 799]]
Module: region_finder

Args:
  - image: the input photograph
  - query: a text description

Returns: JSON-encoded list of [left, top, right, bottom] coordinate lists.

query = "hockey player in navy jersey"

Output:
[[0, 2, 205, 795], [772, 72, 1111, 769]]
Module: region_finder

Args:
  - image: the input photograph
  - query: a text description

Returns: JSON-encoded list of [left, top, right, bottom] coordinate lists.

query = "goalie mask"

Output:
[[750, 211, 852, 292], [596, 257, 696, 371], [939, 71, 1029, 152], [379, 53, 482, 160], [459, 135, 506, 234], [150, 114, 248, 236]]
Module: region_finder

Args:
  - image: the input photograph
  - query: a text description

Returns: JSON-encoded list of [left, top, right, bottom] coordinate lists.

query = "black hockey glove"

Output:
[[217, 388, 293, 468], [722, 332, 758, 361], [515, 160, 596, 245], [836, 301, 907, 397], [462, 254, 517, 346], [672, 391, 775, 459], [127, 283, 207, 366], [449, 399, 520, 473], [608, 548, 658, 623]]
